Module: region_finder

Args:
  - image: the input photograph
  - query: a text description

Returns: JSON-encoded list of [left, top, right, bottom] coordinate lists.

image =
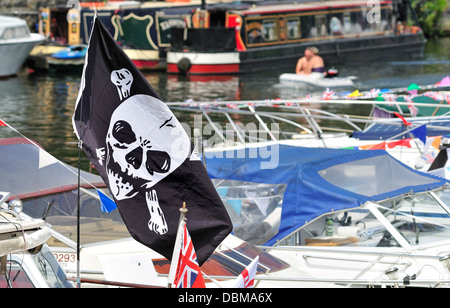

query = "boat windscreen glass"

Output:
[[281, 189, 450, 248], [213, 179, 286, 245], [318, 154, 441, 197]]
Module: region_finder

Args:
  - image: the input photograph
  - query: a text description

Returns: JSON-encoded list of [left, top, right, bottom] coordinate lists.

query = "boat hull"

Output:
[[0, 33, 45, 77], [167, 33, 426, 75], [167, 51, 240, 74]]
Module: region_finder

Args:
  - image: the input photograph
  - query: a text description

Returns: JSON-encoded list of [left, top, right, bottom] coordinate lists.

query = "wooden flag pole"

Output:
[[180, 201, 188, 217], [167, 202, 188, 288]]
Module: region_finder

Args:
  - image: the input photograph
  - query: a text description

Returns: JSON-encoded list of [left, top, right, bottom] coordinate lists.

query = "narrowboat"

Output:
[[167, 0, 427, 75], [27, 0, 242, 72]]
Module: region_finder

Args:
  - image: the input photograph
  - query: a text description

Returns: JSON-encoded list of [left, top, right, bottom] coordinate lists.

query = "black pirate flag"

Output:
[[72, 16, 232, 265]]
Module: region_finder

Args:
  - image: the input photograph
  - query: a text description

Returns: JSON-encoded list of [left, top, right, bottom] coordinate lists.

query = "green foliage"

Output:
[[411, 0, 448, 36]]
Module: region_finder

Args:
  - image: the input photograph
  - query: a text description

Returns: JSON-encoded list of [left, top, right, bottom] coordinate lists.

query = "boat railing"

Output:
[[167, 98, 450, 147]]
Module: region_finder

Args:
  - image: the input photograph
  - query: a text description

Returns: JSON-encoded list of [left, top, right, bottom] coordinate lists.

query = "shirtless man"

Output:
[[295, 47, 325, 75]]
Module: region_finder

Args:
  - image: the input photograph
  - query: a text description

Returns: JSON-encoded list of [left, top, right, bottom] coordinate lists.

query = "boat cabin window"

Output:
[[245, 18, 279, 45], [262, 19, 278, 42], [280, 190, 450, 248], [314, 15, 328, 37], [287, 17, 301, 40], [0, 26, 30, 40]]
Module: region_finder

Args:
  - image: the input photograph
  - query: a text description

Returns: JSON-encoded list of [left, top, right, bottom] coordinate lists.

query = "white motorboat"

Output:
[[0, 191, 73, 288], [279, 72, 356, 89], [206, 144, 450, 287], [0, 16, 45, 77]]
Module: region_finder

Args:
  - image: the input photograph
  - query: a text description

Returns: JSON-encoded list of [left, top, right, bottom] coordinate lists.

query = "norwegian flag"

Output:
[[233, 255, 259, 288], [171, 220, 205, 288], [322, 88, 334, 100]]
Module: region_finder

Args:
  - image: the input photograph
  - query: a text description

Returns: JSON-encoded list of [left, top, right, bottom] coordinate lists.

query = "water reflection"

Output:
[[148, 74, 242, 102], [0, 73, 80, 165], [0, 37, 447, 168]]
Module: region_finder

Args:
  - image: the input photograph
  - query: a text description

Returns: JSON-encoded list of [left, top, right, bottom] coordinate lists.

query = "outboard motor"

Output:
[[325, 68, 339, 78]]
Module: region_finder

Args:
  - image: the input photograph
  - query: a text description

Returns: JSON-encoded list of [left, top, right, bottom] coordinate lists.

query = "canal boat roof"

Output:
[[230, 0, 393, 16]]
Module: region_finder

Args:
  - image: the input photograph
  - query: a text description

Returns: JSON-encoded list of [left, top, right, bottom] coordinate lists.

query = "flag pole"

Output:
[[167, 202, 188, 288], [76, 141, 82, 288], [74, 8, 98, 289]]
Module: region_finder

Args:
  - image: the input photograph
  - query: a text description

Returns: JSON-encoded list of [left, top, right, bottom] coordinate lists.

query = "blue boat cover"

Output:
[[205, 145, 448, 245]]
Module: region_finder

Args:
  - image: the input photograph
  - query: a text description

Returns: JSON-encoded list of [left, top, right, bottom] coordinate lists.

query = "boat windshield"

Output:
[[32, 245, 74, 288], [0, 26, 30, 40], [0, 246, 73, 288], [21, 188, 129, 246], [280, 189, 450, 248], [213, 179, 286, 245], [153, 240, 289, 278]]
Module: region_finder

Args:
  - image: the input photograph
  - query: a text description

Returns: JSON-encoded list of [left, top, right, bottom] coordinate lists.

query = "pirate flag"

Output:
[[72, 16, 232, 265]]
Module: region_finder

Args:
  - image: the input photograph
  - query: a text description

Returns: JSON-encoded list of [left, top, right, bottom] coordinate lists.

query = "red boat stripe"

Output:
[[167, 63, 239, 74]]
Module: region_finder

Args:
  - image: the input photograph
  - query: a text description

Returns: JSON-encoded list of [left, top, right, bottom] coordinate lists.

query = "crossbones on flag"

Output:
[[72, 16, 232, 265]]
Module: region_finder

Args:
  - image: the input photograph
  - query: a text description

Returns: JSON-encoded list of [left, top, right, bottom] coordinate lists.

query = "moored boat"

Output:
[[167, 0, 426, 75], [205, 144, 450, 287], [28, 0, 238, 72], [0, 16, 45, 77], [47, 44, 87, 72]]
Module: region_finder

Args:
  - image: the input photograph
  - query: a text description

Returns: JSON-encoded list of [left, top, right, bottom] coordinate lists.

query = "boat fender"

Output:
[[177, 58, 191, 73]]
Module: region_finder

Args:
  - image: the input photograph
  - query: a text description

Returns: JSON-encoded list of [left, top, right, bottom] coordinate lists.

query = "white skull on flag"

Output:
[[103, 71, 191, 235]]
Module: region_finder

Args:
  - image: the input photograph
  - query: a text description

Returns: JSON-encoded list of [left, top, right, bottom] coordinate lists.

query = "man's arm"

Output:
[[295, 58, 304, 74]]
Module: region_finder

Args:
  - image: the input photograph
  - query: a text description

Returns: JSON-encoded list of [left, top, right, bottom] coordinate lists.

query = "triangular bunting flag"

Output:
[[410, 125, 427, 144], [437, 76, 450, 87], [97, 189, 118, 213], [38, 148, 59, 169]]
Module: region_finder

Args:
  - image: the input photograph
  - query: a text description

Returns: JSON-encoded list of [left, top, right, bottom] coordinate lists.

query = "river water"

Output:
[[0, 37, 449, 168]]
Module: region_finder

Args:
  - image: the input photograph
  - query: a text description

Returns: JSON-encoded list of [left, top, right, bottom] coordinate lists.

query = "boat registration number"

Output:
[[53, 253, 76, 267]]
